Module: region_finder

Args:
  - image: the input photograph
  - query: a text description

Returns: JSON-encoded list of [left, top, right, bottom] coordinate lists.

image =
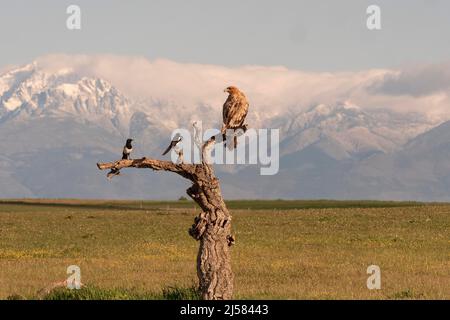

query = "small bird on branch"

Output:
[[107, 138, 133, 180], [162, 133, 183, 163], [162, 133, 182, 155], [122, 138, 133, 160]]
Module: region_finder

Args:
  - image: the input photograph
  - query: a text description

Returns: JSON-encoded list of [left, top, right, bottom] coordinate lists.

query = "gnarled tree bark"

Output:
[[97, 138, 235, 299]]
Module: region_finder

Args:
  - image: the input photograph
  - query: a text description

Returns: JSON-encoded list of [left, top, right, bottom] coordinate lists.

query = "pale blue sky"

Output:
[[0, 0, 449, 71]]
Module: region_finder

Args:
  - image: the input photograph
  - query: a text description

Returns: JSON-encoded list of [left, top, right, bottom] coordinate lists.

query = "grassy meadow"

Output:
[[0, 199, 448, 299]]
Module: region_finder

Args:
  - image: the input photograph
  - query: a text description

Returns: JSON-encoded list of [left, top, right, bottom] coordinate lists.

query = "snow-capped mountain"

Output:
[[0, 61, 449, 200], [279, 103, 435, 160], [0, 63, 132, 135]]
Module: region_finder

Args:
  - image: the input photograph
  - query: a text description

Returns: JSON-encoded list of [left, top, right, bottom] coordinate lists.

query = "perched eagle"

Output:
[[222, 86, 249, 149]]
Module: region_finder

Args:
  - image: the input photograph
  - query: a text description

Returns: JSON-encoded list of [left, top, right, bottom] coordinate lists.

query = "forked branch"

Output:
[[96, 122, 238, 300]]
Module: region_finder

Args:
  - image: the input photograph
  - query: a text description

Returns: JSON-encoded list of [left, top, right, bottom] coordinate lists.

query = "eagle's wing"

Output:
[[222, 95, 235, 126], [224, 94, 249, 129]]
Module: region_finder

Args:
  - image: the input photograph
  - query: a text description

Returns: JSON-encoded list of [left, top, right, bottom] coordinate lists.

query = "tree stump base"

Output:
[[97, 155, 234, 300]]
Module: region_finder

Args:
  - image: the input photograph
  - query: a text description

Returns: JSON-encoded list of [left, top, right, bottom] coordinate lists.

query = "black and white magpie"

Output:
[[106, 138, 133, 180], [162, 134, 182, 156], [122, 139, 133, 160]]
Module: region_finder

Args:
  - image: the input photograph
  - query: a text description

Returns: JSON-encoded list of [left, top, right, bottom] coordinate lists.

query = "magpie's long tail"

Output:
[[162, 145, 172, 156]]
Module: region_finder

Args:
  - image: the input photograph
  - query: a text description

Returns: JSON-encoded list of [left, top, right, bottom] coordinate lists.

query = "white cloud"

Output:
[[368, 62, 450, 97], [31, 54, 450, 124]]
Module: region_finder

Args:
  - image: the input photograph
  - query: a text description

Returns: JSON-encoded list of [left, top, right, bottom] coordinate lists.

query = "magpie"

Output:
[[106, 138, 133, 180], [122, 139, 133, 160], [162, 133, 182, 156]]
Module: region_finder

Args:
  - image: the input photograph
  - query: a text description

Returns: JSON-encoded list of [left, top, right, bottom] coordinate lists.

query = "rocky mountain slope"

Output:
[[0, 62, 447, 200]]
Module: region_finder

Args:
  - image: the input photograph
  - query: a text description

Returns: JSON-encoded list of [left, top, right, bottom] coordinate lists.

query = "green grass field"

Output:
[[0, 199, 448, 299]]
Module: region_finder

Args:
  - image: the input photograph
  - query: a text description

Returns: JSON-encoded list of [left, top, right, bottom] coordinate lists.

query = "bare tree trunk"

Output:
[[97, 154, 234, 299], [187, 165, 234, 300]]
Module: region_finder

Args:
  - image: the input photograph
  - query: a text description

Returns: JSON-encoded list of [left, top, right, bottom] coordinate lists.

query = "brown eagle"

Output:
[[222, 86, 249, 149]]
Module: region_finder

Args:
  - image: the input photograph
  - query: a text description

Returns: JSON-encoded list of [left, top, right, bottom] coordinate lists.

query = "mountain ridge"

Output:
[[0, 62, 448, 200]]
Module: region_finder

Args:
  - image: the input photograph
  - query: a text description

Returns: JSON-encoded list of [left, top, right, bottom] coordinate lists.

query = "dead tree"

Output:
[[97, 133, 241, 300]]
